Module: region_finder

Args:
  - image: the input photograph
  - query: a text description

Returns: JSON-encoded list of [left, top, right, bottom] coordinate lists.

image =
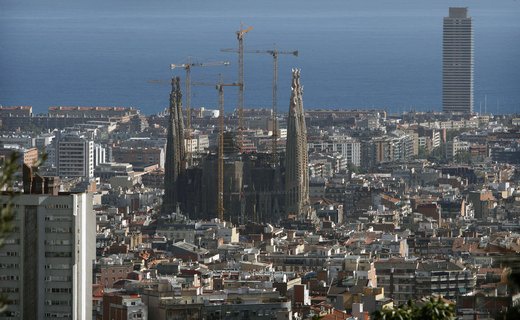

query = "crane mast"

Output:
[[215, 78, 240, 221], [271, 51, 279, 160], [268, 49, 298, 159], [170, 59, 230, 165], [236, 25, 252, 151], [217, 82, 225, 221], [221, 46, 297, 158]]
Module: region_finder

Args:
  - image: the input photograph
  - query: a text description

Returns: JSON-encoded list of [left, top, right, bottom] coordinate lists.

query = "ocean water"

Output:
[[0, 0, 519, 115]]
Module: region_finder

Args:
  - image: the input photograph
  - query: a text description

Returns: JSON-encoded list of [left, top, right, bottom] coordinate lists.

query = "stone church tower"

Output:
[[285, 69, 310, 219], [162, 77, 185, 214]]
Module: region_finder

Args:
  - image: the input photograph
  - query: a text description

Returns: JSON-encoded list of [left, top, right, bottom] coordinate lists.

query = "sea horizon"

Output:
[[1, 0, 519, 115]]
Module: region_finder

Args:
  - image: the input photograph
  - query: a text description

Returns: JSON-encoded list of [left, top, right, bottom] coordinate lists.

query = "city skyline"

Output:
[[1, 2, 520, 319], [1, 0, 519, 114]]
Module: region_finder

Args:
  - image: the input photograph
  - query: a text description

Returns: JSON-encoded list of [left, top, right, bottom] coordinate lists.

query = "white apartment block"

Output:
[[93, 143, 106, 167], [329, 136, 361, 167], [57, 133, 94, 178], [0, 192, 95, 320], [447, 137, 470, 159]]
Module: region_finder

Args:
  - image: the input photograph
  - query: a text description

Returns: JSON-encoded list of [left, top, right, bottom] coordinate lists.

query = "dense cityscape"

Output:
[[1, 6, 520, 320]]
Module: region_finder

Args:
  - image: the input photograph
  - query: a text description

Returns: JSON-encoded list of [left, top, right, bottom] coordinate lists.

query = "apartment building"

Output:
[[56, 132, 94, 178], [0, 173, 95, 320]]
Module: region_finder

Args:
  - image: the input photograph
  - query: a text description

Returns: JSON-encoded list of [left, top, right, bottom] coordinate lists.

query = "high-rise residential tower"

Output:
[[443, 7, 474, 114], [56, 132, 94, 178], [0, 168, 95, 319], [285, 69, 310, 218], [162, 77, 185, 214]]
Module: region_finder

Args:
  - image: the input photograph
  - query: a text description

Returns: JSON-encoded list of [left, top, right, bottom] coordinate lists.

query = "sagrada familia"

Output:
[[162, 70, 312, 224]]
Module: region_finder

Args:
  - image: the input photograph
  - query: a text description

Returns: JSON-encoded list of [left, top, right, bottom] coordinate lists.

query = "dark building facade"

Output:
[[162, 77, 186, 214], [168, 70, 311, 224]]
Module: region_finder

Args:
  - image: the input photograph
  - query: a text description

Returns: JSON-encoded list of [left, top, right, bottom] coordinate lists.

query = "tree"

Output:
[[417, 297, 457, 320], [498, 305, 520, 320], [0, 152, 19, 247], [0, 152, 20, 313], [373, 300, 417, 320], [373, 298, 456, 320], [347, 162, 364, 174], [0, 151, 46, 313], [417, 145, 428, 159], [454, 150, 471, 164]]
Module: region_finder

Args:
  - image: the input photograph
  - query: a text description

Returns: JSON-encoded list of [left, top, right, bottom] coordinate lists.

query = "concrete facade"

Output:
[[0, 192, 95, 320], [443, 7, 474, 114], [57, 133, 94, 178]]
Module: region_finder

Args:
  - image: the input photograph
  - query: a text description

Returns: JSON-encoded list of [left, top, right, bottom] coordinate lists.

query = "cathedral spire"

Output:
[[285, 69, 310, 219], [162, 77, 185, 214]]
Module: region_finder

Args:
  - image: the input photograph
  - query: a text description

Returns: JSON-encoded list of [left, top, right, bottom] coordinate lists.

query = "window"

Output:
[[45, 275, 72, 282], [45, 215, 72, 221], [44, 227, 72, 233], [44, 204, 70, 210], [45, 300, 71, 306], [44, 264, 71, 270], [2, 238, 20, 245], [45, 239, 71, 246], [45, 252, 72, 258], [45, 313, 72, 318], [0, 251, 18, 257], [45, 288, 72, 294]]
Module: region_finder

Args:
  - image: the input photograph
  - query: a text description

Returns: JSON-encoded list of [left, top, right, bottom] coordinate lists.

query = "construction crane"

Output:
[[221, 24, 253, 151], [194, 77, 241, 221], [215, 77, 240, 221], [170, 59, 230, 164], [221, 47, 298, 158], [257, 49, 298, 158]]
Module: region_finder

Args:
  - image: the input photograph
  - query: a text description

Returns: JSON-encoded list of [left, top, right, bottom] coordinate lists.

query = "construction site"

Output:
[[161, 25, 311, 224]]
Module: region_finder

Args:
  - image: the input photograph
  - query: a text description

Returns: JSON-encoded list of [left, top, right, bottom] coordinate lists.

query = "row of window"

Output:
[[45, 313, 71, 318], [45, 252, 72, 258], [0, 252, 18, 257], [44, 264, 71, 270], [44, 205, 71, 210], [45, 227, 72, 233], [0, 275, 19, 281], [1, 238, 20, 245], [45, 239, 72, 246], [45, 300, 71, 306], [45, 288, 72, 294], [45, 276, 72, 282]]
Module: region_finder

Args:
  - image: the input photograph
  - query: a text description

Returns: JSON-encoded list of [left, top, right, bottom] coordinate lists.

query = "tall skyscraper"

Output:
[[443, 7, 474, 114], [0, 168, 95, 319], [285, 69, 310, 218], [162, 77, 185, 214]]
